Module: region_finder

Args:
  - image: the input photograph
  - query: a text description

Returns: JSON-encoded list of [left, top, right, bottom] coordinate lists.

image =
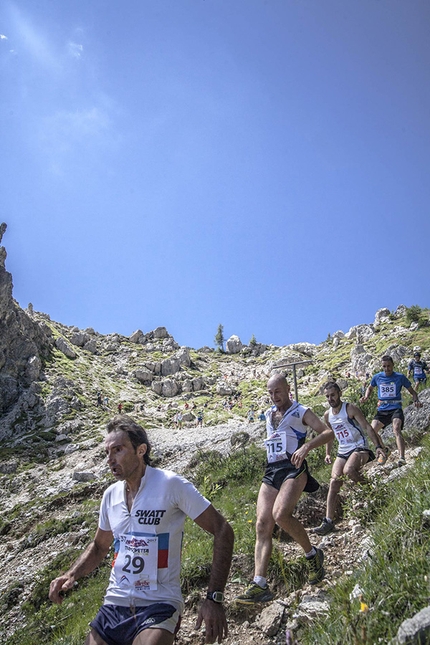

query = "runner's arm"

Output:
[[348, 403, 385, 455], [406, 385, 422, 406], [360, 384, 374, 403], [291, 410, 334, 468], [323, 411, 334, 463], [49, 527, 113, 604], [194, 505, 234, 643]]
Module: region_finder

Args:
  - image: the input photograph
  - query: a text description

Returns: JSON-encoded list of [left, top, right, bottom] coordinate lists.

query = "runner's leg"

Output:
[[133, 628, 175, 645], [326, 457, 347, 521], [272, 474, 309, 552], [371, 419, 385, 448], [392, 417, 405, 460], [343, 451, 369, 484], [254, 483, 278, 577], [85, 629, 108, 645]]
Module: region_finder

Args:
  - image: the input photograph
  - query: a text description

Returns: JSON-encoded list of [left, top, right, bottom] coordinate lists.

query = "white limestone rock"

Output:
[[226, 335, 243, 354]]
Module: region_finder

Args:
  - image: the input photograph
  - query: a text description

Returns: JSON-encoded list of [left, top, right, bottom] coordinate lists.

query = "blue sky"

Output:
[[1, 0, 429, 349]]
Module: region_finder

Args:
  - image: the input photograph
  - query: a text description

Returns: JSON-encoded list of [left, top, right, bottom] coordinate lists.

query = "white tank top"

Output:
[[328, 402, 368, 455]]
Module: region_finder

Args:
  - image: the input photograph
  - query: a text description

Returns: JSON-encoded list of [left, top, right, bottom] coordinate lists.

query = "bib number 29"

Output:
[[122, 555, 145, 574]]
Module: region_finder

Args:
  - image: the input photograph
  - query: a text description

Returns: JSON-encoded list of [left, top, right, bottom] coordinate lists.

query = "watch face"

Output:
[[207, 591, 224, 603]]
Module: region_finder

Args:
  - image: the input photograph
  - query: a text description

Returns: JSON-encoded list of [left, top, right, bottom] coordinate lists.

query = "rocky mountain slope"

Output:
[[0, 223, 429, 644]]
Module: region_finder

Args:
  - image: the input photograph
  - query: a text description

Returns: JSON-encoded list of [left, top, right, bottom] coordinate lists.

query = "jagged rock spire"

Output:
[[0, 222, 6, 245]]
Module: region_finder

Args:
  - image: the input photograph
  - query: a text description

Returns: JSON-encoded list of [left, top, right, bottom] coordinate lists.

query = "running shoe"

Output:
[[235, 582, 274, 604], [397, 458, 406, 467], [312, 518, 334, 536], [307, 547, 325, 585], [377, 446, 390, 465]]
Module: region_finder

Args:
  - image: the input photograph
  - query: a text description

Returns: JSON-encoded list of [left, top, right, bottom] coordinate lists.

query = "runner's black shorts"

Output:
[[337, 447, 375, 461], [373, 408, 404, 429], [262, 457, 319, 493], [90, 603, 180, 645]]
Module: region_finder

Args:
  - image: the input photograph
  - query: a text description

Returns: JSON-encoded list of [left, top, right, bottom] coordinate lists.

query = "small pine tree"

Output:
[[405, 305, 422, 326], [214, 324, 225, 351], [249, 334, 257, 347]]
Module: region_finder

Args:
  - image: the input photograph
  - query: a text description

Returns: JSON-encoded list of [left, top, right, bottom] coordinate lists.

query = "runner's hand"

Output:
[[290, 445, 308, 468], [324, 455, 332, 465], [49, 574, 75, 604], [196, 599, 228, 644]]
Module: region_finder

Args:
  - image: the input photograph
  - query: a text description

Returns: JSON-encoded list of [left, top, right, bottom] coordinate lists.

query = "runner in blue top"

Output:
[[408, 352, 429, 391], [361, 356, 421, 467]]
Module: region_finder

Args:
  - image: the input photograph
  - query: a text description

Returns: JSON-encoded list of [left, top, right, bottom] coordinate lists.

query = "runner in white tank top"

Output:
[[312, 382, 386, 537], [328, 401, 369, 456]]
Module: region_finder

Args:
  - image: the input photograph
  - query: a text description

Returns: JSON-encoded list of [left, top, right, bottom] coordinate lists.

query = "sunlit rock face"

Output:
[[0, 224, 51, 412]]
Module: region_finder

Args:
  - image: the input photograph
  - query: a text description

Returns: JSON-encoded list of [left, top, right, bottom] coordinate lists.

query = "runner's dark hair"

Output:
[[381, 355, 394, 363], [323, 381, 341, 393], [106, 415, 152, 465]]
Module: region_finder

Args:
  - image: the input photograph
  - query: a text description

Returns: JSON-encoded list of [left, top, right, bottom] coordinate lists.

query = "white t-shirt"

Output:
[[99, 466, 210, 612]]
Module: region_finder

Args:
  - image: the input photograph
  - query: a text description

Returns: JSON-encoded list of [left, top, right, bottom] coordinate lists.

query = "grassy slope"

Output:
[[1, 307, 429, 644]]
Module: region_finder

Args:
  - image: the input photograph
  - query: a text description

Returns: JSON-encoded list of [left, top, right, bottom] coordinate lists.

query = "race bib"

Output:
[[379, 382, 396, 398], [333, 423, 350, 444], [264, 433, 287, 462], [114, 534, 158, 592], [414, 367, 423, 376]]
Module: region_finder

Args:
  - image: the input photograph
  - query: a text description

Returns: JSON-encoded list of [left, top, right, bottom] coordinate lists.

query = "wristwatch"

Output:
[[206, 591, 224, 603]]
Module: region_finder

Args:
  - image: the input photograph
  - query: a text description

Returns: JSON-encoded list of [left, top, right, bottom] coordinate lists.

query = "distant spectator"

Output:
[[117, 402, 122, 414], [258, 410, 266, 421], [247, 408, 255, 423], [103, 396, 109, 408], [97, 392, 102, 407], [196, 411, 203, 427], [177, 412, 183, 429]]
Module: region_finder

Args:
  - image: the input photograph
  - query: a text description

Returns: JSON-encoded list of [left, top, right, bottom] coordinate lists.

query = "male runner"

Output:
[[361, 356, 422, 467], [312, 382, 386, 536], [408, 351, 428, 391], [235, 374, 333, 604], [49, 415, 234, 645]]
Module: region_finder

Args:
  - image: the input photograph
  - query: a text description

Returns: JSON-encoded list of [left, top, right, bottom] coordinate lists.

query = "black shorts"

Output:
[[373, 408, 404, 429], [337, 447, 375, 462], [262, 458, 319, 493], [90, 603, 180, 645]]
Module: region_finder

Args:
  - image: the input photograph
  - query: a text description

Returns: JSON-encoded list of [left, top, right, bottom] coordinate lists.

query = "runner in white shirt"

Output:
[[49, 415, 234, 645], [312, 382, 386, 536], [235, 374, 333, 604]]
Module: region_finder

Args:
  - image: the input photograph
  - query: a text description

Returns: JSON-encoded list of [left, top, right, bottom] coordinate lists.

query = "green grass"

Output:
[[2, 549, 110, 645], [299, 436, 430, 644]]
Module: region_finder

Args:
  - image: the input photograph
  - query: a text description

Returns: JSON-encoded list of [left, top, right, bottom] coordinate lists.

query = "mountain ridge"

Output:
[[1, 222, 429, 644]]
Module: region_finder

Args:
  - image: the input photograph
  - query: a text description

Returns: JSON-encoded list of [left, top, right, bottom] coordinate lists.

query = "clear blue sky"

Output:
[[1, 0, 429, 349]]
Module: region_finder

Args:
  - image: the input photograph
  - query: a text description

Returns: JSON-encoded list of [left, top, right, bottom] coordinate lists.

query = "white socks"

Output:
[[253, 575, 267, 588]]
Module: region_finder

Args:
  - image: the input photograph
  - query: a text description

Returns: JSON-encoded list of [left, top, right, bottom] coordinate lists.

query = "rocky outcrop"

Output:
[[0, 224, 51, 412], [55, 337, 77, 359], [374, 307, 391, 325], [226, 335, 243, 354], [391, 605, 430, 644]]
